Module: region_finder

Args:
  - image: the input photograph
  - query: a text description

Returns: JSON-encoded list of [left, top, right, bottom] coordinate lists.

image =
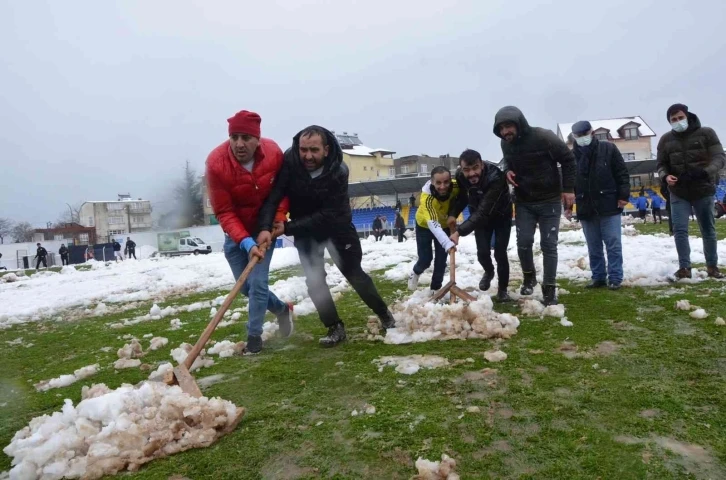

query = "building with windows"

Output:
[[79, 194, 153, 243], [394, 154, 459, 177], [32, 223, 96, 245], [335, 132, 396, 182]]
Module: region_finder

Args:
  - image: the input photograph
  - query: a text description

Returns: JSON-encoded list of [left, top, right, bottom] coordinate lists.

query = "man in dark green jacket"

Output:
[[657, 103, 726, 279], [494, 106, 576, 306]]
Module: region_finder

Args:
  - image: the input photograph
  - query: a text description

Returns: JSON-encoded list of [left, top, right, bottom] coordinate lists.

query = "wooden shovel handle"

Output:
[[449, 249, 456, 283], [183, 244, 267, 369]]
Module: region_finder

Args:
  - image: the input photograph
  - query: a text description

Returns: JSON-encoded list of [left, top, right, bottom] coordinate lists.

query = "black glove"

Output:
[[689, 167, 710, 181]]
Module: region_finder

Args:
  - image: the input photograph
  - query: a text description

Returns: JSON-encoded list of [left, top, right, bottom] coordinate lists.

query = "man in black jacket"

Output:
[[112, 240, 124, 262], [570, 121, 630, 290], [372, 215, 383, 241], [35, 243, 48, 269], [657, 103, 726, 279], [448, 149, 513, 302], [494, 106, 576, 305], [395, 211, 406, 242], [258, 125, 395, 347], [126, 237, 137, 259], [59, 244, 69, 266]]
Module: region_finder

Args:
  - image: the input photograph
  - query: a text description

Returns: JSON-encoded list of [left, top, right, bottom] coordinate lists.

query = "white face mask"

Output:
[[575, 135, 592, 147], [671, 119, 688, 133]]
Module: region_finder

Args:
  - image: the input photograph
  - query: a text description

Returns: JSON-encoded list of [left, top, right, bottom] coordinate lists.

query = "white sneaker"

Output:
[[408, 272, 420, 290]]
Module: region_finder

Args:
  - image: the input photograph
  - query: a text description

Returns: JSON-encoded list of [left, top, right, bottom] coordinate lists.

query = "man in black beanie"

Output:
[[657, 103, 726, 279]]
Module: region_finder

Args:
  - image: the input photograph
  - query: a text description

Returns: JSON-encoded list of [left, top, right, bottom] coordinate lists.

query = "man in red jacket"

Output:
[[205, 110, 293, 354]]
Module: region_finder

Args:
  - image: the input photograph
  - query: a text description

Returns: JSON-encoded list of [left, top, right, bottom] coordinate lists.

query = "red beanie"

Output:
[[227, 110, 261, 138]]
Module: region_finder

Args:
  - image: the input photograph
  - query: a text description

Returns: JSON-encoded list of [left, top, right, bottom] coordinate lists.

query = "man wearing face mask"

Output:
[[407, 166, 460, 292], [657, 103, 726, 279], [570, 121, 630, 290], [257, 125, 396, 347], [448, 149, 513, 302], [494, 106, 576, 306]]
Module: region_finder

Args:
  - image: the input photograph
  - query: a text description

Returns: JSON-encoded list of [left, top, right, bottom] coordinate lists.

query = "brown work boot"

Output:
[[707, 266, 725, 279], [674, 268, 692, 279]]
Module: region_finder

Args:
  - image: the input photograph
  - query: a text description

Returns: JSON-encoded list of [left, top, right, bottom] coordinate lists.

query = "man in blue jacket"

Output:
[[650, 194, 664, 224], [635, 194, 648, 221], [571, 121, 630, 290]]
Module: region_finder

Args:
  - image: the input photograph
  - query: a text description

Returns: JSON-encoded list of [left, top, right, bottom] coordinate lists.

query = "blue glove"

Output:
[[239, 237, 257, 253]]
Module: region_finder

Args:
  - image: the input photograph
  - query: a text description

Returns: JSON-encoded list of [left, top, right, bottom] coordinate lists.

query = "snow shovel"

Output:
[[165, 243, 268, 398], [431, 250, 476, 304]]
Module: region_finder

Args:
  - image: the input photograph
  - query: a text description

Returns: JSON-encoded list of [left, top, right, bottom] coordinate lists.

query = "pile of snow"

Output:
[[148, 337, 169, 351], [148, 362, 174, 381], [170, 343, 214, 372], [207, 340, 244, 358], [93, 303, 109, 316], [169, 318, 183, 330], [715, 317, 726, 326], [3, 382, 241, 480], [117, 339, 143, 359], [6, 337, 24, 346], [351, 405, 376, 416], [34, 364, 100, 392], [373, 355, 450, 375], [113, 358, 141, 370], [559, 217, 582, 230], [560, 318, 574, 327], [1, 273, 21, 283], [621, 216, 645, 225], [149, 304, 162, 317], [261, 321, 279, 341], [521, 299, 545, 317], [675, 300, 692, 311], [622, 225, 638, 236], [414, 454, 459, 480], [690, 308, 708, 319], [483, 350, 507, 362], [543, 304, 566, 318], [382, 291, 519, 344]]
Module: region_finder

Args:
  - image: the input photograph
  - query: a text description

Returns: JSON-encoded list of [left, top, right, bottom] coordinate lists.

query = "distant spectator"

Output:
[[59, 244, 69, 266], [126, 237, 137, 259], [372, 215, 383, 241], [395, 198, 402, 210], [409, 194, 416, 207], [650, 194, 664, 224], [395, 211, 406, 242], [0, 253, 6, 271], [635, 193, 648, 221], [35, 243, 47, 269], [381, 216, 389, 237], [112, 240, 124, 262]]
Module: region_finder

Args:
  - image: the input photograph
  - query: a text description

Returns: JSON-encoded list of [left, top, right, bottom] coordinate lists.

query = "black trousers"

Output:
[[397, 228, 405, 242], [295, 225, 389, 328], [652, 208, 663, 223], [128, 249, 137, 259], [61, 254, 69, 266], [474, 216, 512, 290], [36, 256, 47, 269]]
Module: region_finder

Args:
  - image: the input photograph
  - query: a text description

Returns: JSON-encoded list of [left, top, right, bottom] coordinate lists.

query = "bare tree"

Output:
[[0, 217, 13, 244], [54, 201, 84, 227], [11, 222, 35, 243]]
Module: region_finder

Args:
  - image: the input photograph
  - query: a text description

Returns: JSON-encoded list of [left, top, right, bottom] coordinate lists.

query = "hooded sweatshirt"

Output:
[[493, 106, 576, 204], [258, 125, 352, 239], [415, 179, 459, 251]]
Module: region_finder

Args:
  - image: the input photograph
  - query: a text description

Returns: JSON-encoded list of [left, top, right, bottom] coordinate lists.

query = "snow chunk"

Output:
[[117, 339, 143, 359], [675, 299, 692, 311], [209, 307, 218, 318], [142, 333, 153, 338], [414, 454, 459, 479], [207, 340, 244, 358], [560, 318, 574, 327], [466, 406, 480, 413], [373, 355, 450, 375], [543, 304, 566, 318], [3, 382, 241, 480], [715, 317, 726, 326], [170, 343, 215, 372], [147, 362, 174, 381], [148, 337, 169, 351], [364, 405, 376, 415], [2, 273, 20, 283], [690, 308, 708, 319], [169, 318, 183, 330], [113, 358, 141, 369], [231, 312, 242, 321], [94, 303, 109, 316], [483, 350, 507, 362], [149, 304, 162, 316], [34, 364, 100, 392], [521, 299, 545, 317], [6, 337, 23, 346], [261, 321, 279, 341]]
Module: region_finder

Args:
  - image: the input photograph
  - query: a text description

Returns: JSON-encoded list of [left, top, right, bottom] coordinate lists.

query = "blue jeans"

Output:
[[670, 192, 718, 268], [580, 214, 623, 284], [515, 202, 561, 285], [223, 236, 286, 337], [413, 224, 449, 290]]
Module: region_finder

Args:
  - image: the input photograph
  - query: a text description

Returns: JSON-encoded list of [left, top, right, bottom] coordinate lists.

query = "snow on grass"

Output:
[[34, 364, 100, 392], [117, 339, 143, 359], [543, 304, 566, 318], [207, 340, 244, 358], [373, 355, 450, 375], [414, 454, 459, 480], [148, 337, 169, 351], [520, 299, 545, 317], [3, 382, 240, 480], [169, 318, 183, 330], [715, 317, 726, 326], [170, 343, 214, 372], [483, 350, 507, 362], [690, 308, 708, 319], [675, 299, 692, 311], [113, 358, 141, 369], [560, 318, 574, 327], [148, 362, 174, 381]]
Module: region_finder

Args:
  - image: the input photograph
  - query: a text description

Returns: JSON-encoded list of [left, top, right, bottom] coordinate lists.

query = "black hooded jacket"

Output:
[[450, 163, 512, 236], [59, 246, 68, 256], [656, 112, 726, 201], [494, 106, 576, 204], [259, 126, 352, 239], [572, 138, 630, 219]]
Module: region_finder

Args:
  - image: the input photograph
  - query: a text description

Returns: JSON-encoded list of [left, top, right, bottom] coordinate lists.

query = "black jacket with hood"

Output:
[[59, 245, 68, 256], [450, 163, 512, 236], [656, 111, 726, 201], [494, 106, 576, 204], [259, 126, 352, 239], [572, 138, 630, 219]]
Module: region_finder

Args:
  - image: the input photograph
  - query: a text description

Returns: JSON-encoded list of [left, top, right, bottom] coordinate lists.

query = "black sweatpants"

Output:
[[295, 225, 388, 328], [61, 255, 69, 266], [397, 228, 405, 243], [652, 208, 662, 223], [36, 256, 47, 269], [474, 216, 512, 290], [128, 249, 137, 259]]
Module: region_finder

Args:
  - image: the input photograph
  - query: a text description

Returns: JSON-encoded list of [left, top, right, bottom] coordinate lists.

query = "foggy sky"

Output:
[[2, 0, 725, 226]]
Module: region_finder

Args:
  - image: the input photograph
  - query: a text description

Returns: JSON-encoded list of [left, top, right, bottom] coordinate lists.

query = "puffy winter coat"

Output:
[[572, 138, 630, 219], [650, 195, 664, 209], [450, 163, 512, 236], [657, 112, 726, 201], [258, 126, 353, 239], [494, 106, 576, 204], [59, 246, 68, 256], [126, 240, 136, 251], [634, 197, 648, 211], [36, 247, 47, 257], [372, 218, 383, 230], [205, 138, 289, 244]]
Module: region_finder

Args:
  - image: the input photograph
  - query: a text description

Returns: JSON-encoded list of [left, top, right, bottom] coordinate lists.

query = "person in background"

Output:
[[650, 194, 664, 224], [205, 109, 294, 355], [126, 237, 137, 259], [635, 193, 648, 221], [409, 194, 416, 207], [112, 240, 124, 262], [570, 121, 630, 290], [372, 215, 383, 241], [257, 125, 396, 348], [59, 244, 69, 266], [381, 215, 389, 237], [0, 253, 7, 270], [395, 198, 402, 210], [35, 243, 48, 269], [657, 103, 726, 279], [395, 210, 407, 242], [408, 166, 460, 292]]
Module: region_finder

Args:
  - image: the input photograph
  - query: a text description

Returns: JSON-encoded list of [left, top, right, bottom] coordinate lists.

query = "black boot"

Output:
[[379, 309, 396, 330], [319, 322, 347, 348], [495, 289, 512, 302], [520, 271, 537, 295], [479, 271, 494, 291], [585, 279, 607, 289], [543, 285, 558, 306], [244, 335, 262, 355]]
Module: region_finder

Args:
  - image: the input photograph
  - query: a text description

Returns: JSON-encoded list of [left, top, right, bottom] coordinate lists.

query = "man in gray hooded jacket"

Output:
[[493, 106, 576, 306]]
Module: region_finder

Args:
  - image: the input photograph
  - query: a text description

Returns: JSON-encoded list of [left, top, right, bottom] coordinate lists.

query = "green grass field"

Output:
[[1, 225, 726, 479]]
